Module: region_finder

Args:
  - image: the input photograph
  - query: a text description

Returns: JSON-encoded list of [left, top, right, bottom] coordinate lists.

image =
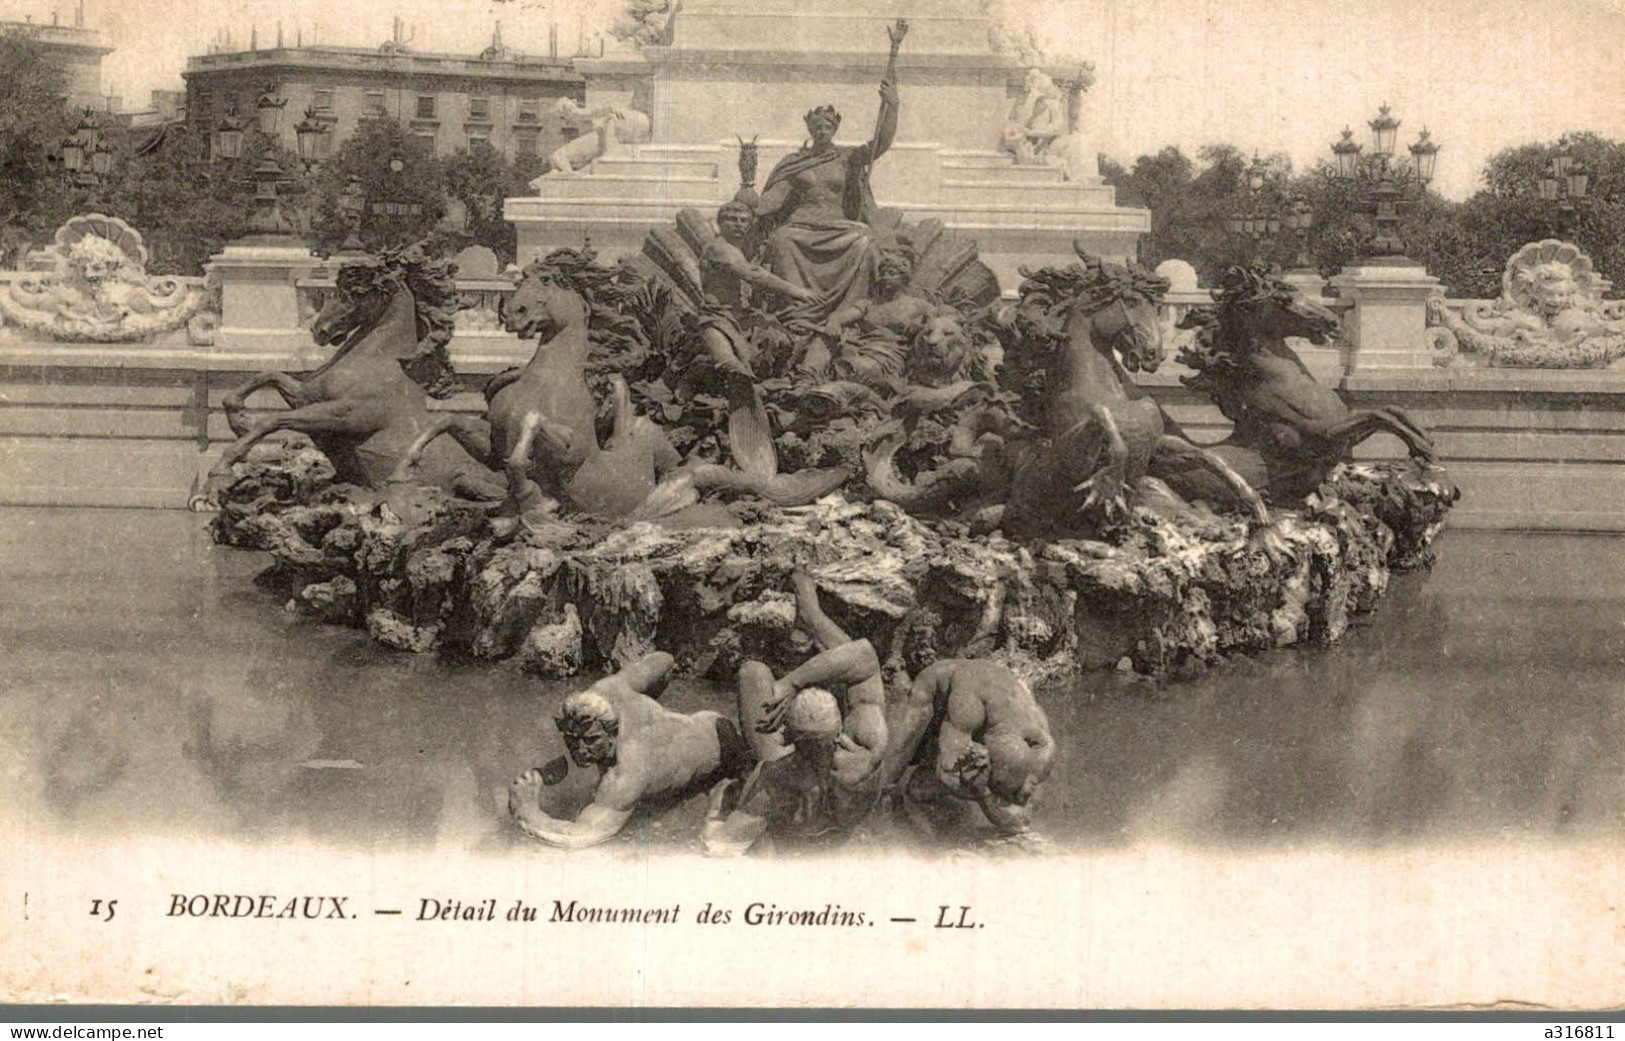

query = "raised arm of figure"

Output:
[[791, 569, 852, 652], [775, 638, 880, 696], [758, 639, 882, 733], [867, 19, 906, 161], [508, 768, 639, 851]]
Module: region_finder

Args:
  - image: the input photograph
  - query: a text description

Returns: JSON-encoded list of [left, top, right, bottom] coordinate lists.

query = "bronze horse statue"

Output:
[[869, 244, 1273, 542], [192, 246, 503, 509], [1162, 264, 1437, 506], [394, 263, 849, 527]]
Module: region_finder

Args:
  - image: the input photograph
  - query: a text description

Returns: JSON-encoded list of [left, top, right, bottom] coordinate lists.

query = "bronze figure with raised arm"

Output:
[[738, 18, 908, 315], [701, 571, 890, 855], [507, 652, 752, 851], [878, 658, 1055, 839]]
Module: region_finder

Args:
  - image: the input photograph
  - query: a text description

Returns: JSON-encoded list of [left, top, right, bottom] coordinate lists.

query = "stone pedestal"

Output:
[[208, 237, 324, 356], [507, 0, 1148, 290], [1329, 262, 1442, 372], [1282, 267, 1328, 299]]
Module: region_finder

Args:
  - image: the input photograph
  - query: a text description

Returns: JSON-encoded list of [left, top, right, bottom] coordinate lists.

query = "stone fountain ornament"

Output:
[[0, 215, 216, 343], [1428, 239, 1625, 368]]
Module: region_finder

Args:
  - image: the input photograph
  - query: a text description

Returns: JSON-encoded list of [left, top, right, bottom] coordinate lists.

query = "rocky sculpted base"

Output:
[[211, 443, 1457, 685]]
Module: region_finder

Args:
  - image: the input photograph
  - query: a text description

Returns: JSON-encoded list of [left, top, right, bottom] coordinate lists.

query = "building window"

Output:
[[364, 91, 387, 118], [414, 129, 437, 148], [467, 134, 489, 152], [469, 96, 490, 121], [415, 94, 437, 119], [313, 130, 333, 159], [515, 130, 538, 156], [517, 99, 538, 123], [313, 88, 334, 112]]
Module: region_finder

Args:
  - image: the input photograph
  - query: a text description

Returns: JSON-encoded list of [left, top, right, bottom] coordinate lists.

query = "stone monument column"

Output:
[[1330, 262, 1442, 372]]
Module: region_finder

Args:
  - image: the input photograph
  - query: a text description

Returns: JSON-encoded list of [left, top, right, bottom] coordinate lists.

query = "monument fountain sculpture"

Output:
[[203, 23, 1456, 745], [1426, 240, 1625, 369]]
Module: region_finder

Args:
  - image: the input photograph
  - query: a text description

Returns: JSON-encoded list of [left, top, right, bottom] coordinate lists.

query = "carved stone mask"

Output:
[[68, 236, 128, 285]]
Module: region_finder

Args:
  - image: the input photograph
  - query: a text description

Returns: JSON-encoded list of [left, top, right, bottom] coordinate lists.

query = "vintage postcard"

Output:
[[1, 0, 1622, 1012]]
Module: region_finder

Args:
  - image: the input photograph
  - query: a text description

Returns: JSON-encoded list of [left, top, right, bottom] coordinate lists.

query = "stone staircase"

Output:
[[572, 143, 1124, 219], [512, 141, 1148, 283]]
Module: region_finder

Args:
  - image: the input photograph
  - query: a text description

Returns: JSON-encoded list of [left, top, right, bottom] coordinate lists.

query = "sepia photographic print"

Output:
[[0, 0, 1622, 1013]]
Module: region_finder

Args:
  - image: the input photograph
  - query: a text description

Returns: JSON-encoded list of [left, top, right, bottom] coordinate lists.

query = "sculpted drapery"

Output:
[[743, 20, 908, 317]]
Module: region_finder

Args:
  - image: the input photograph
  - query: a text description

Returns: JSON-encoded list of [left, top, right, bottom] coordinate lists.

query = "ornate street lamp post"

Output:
[[1538, 140, 1591, 234], [59, 132, 85, 176], [293, 107, 328, 173], [1330, 103, 1439, 265], [71, 109, 105, 188], [1285, 194, 1315, 272], [241, 88, 297, 237], [51, 109, 114, 194], [1228, 152, 1283, 256], [214, 108, 246, 162], [369, 150, 424, 222], [337, 176, 367, 253], [255, 85, 287, 139]]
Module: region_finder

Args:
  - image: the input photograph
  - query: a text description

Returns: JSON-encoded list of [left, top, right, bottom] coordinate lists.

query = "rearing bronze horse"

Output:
[[867, 244, 1273, 542], [999, 246, 1269, 539], [393, 263, 852, 527], [192, 247, 502, 509], [1161, 265, 1437, 506]]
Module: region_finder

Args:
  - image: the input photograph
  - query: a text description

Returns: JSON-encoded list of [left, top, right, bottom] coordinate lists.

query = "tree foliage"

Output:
[[0, 37, 75, 230], [303, 118, 446, 254], [16, 121, 284, 275], [436, 142, 547, 262], [1104, 134, 1625, 298]]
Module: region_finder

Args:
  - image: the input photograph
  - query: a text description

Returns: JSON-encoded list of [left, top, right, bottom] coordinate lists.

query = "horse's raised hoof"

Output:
[[1074, 468, 1130, 528], [187, 470, 231, 512]]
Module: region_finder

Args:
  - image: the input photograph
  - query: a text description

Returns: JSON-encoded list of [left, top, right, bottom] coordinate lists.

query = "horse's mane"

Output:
[[521, 246, 641, 310], [1175, 263, 1300, 422], [1176, 263, 1299, 370], [997, 258, 1169, 424], [334, 243, 462, 398]]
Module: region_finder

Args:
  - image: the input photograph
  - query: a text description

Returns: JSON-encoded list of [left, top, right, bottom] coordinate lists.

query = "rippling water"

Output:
[[2, 507, 1621, 855]]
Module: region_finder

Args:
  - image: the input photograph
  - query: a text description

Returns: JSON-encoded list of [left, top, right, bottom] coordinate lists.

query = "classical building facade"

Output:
[[181, 32, 585, 163], [0, 16, 112, 111]]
